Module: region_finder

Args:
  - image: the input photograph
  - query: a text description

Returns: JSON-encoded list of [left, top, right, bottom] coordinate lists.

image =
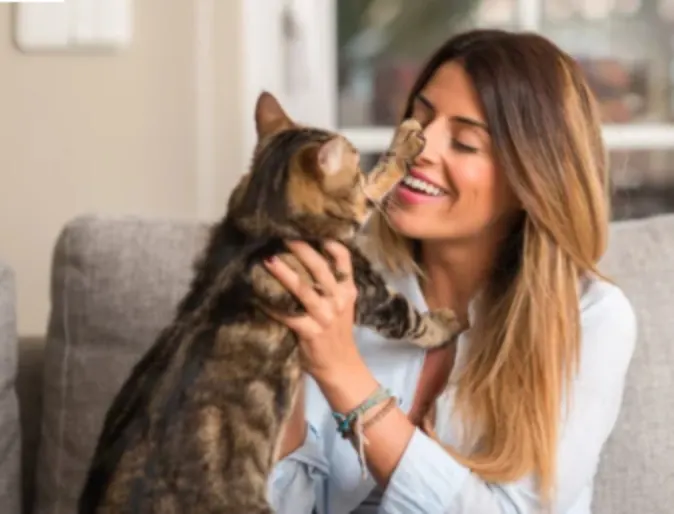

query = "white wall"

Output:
[[0, 0, 246, 336]]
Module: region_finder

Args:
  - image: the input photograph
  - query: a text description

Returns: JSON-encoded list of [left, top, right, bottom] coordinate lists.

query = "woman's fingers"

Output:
[[324, 241, 358, 310], [263, 255, 333, 326], [264, 240, 357, 329], [261, 304, 323, 337], [324, 241, 353, 282], [284, 241, 339, 296]]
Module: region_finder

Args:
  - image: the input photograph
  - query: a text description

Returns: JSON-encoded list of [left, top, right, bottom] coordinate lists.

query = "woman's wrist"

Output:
[[313, 359, 380, 415], [314, 359, 419, 486], [320, 364, 416, 486]]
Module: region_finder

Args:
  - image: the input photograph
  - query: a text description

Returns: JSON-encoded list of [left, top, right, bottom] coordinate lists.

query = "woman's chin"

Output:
[[385, 208, 463, 240], [385, 209, 423, 237]]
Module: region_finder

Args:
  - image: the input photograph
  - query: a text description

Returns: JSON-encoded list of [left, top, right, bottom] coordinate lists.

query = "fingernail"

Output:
[[265, 256, 276, 264]]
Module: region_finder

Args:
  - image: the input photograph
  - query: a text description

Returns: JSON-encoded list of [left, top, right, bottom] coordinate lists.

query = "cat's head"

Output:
[[227, 92, 417, 241]]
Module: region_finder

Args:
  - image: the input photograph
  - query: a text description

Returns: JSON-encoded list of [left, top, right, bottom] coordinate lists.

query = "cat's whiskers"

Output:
[[357, 176, 391, 227], [384, 196, 403, 212], [369, 195, 396, 227]]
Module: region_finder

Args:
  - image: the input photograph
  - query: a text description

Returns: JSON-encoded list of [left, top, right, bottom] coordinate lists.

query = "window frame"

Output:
[[240, 0, 338, 162]]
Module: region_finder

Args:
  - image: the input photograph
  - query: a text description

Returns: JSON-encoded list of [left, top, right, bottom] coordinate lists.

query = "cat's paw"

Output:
[[394, 119, 425, 161], [429, 308, 464, 336], [418, 308, 465, 348]]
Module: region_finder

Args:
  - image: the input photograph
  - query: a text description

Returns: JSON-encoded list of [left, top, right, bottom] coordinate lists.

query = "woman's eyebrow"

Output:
[[416, 93, 435, 113], [451, 115, 489, 133], [417, 94, 488, 133]]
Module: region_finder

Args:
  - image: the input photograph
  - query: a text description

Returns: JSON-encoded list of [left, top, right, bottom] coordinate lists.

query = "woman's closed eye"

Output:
[[450, 123, 488, 154], [452, 139, 479, 153]]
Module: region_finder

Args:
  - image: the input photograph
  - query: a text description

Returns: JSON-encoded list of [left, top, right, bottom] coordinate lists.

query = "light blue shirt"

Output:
[[266, 272, 637, 513]]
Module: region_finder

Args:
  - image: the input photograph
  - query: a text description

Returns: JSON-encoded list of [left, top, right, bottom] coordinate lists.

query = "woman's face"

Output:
[[386, 61, 520, 242]]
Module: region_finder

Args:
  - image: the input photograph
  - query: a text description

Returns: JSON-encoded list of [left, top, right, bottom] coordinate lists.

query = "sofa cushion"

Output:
[[0, 261, 22, 514], [593, 213, 674, 514], [33, 215, 207, 514]]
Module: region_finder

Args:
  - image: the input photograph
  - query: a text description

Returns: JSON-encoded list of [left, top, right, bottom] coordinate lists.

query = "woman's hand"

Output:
[[263, 240, 359, 382], [266, 240, 418, 485], [264, 240, 379, 411]]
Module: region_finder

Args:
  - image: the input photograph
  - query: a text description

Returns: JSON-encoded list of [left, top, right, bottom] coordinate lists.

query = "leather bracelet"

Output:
[[360, 396, 397, 431]]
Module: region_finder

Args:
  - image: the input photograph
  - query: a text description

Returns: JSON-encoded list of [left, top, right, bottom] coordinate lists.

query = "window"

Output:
[[539, 0, 674, 218], [244, 0, 674, 219], [337, 0, 518, 128]]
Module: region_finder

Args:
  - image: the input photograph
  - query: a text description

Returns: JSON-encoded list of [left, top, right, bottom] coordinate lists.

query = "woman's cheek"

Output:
[[453, 161, 484, 193]]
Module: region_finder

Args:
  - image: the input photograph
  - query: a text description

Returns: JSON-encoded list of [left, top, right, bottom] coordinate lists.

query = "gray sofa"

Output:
[[0, 260, 21, 514], [1, 213, 672, 513]]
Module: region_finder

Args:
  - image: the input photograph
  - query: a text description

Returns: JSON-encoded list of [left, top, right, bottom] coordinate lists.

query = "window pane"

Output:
[[542, 0, 674, 123], [359, 150, 674, 221], [337, 0, 517, 127]]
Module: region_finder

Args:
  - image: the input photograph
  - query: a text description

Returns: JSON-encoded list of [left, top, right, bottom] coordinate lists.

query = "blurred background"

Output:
[[2, 0, 674, 337], [334, 0, 674, 221]]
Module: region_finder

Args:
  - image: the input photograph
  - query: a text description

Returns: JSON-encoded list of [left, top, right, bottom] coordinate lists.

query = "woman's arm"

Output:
[[313, 360, 417, 486], [267, 377, 330, 514], [267, 419, 329, 514], [276, 376, 308, 460], [318, 281, 636, 513]]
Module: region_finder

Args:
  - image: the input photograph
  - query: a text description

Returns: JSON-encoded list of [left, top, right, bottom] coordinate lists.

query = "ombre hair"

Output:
[[364, 29, 609, 502]]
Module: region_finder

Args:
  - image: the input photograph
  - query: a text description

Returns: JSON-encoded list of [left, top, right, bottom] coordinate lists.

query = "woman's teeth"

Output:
[[401, 175, 445, 197]]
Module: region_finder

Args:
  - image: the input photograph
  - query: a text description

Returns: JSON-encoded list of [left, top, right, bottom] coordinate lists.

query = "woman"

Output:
[[263, 29, 636, 513]]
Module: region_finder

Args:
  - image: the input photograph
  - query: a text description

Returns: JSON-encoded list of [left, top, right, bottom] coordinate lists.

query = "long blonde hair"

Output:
[[365, 30, 609, 501]]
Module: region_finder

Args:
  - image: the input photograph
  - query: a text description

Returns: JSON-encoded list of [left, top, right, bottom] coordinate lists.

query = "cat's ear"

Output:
[[317, 137, 351, 176], [255, 92, 293, 138]]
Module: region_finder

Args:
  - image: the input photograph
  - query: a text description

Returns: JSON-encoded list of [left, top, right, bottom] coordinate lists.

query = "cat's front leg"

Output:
[[359, 289, 463, 349], [349, 249, 464, 348]]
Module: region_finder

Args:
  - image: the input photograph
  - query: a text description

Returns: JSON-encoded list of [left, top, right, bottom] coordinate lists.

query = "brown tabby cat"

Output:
[[78, 92, 462, 514]]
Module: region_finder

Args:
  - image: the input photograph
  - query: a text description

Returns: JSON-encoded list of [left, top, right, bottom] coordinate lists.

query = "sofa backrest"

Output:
[[593, 213, 674, 514], [32, 215, 208, 514]]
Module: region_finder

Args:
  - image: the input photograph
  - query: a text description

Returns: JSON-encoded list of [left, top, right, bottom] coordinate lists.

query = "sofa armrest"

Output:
[[0, 261, 22, 514]]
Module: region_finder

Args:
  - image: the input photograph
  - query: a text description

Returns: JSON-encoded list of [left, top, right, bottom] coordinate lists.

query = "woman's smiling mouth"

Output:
[[396, 169, 451, 204]]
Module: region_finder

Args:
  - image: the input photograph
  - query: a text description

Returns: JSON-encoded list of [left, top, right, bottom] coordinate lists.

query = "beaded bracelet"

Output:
[[331, 385, 398, 480], [331, 385, 392, 438]]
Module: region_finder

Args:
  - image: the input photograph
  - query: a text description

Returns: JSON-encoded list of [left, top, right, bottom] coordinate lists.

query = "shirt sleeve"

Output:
[[267, 421, 330, 514], [379, 282, 637, 514]]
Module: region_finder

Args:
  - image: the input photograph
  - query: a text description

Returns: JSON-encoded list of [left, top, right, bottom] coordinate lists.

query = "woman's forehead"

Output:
[[418, 62, 487, 124]]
